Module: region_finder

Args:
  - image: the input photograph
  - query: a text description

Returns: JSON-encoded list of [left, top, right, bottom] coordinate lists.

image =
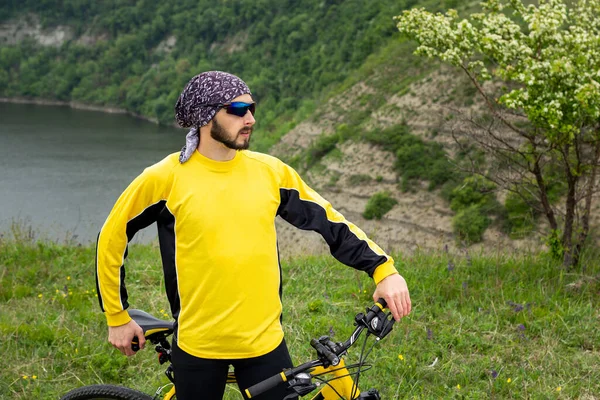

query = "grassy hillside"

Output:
[[1, 234, 599, 399]]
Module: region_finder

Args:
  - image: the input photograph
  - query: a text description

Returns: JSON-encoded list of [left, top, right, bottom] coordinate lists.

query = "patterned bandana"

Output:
[[174, 71, 252, 163]]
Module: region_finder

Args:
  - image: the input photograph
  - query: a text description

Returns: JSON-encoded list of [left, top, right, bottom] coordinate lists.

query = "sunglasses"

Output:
[[206, 101, 256, 117]]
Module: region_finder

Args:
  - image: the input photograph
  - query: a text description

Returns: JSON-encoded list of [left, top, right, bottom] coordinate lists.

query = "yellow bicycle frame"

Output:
[[162, 386, 176, 400], [159, 359, 358, 400], [310, 358, 360, 400]]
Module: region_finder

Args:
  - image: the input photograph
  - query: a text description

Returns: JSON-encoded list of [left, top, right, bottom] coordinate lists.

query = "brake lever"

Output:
[[376, 312, 395, 339], [355, 308, 395, 339], [287, 373, 317, 397]]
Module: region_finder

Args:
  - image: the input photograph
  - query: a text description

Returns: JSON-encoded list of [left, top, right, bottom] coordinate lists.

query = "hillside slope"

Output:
[[272, 58, 546, 258]]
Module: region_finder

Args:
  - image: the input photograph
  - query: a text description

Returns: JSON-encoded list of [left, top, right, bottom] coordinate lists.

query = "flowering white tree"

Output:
[[396, 0, 600, 266]]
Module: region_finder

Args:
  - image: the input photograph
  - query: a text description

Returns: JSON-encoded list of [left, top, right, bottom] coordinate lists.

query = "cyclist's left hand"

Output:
[[373, 273, 411, 321]]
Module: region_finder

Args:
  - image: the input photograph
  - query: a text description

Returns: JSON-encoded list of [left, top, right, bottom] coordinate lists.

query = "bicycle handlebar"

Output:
[[245, 298, 391, 398], [244, 371, 289, 399]]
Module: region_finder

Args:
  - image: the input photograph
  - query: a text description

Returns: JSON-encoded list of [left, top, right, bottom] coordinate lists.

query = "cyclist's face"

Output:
[[210, 94, 255, 150]]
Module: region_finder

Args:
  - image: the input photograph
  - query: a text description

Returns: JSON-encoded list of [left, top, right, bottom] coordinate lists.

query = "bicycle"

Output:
[[60, 299, 396, 400]]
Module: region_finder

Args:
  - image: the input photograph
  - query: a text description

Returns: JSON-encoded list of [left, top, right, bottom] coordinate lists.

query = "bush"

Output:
[[363, 191, 398, 220], [363, 123, 454, 192], [545, 229, 564, 261], [504, 191, 537, 238], [363, 123, 411, 149], [306, 132, 340, 167], [449, 176, 497, 212], [448, 176, 499, 243], [452, 204, 490, 243]]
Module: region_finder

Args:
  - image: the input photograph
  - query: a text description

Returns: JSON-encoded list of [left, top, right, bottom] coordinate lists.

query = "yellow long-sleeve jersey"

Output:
[[95, 150, 398, 359]]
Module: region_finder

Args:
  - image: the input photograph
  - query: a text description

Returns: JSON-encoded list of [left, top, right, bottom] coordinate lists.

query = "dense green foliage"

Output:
[[504, 190, 538, 238], [1, 235, 600, 398], [362, 123, 453, 192], [0, 0, 433, 151], [448, 176, 498, 244], [362, 191, 398, 220], [452, 204, 491, 243], [448, 176, 497, 213], [305, 131, 342, 168]]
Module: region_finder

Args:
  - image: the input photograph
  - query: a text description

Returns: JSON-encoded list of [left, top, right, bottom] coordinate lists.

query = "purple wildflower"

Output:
[[447, 260, 455, 272], [516, 323, 528, 341], [464, 249, 472, 266], [491, 370, 498, 379], [427, 328, 433, 340], [507, 301, 524, 312]]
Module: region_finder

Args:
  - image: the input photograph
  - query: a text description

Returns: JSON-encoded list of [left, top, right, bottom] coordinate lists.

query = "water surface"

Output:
[[0, 102, 184, 243]]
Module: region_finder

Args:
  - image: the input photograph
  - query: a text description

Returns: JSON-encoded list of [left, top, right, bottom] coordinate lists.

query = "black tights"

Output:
[[171, 339, 298, 400]]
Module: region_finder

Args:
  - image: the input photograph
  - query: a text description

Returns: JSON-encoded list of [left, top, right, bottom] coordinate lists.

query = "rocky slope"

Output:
[[272, 66, 547, 259]]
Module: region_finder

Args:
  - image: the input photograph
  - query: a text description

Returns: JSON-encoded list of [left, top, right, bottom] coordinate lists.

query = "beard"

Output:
[[210, 118, 252, 150]]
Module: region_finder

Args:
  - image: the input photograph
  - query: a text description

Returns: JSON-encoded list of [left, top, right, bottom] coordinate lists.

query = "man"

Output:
[[95, 71, 411, 400]]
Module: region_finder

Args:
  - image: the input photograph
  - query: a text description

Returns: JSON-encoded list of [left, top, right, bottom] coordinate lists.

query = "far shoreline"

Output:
[[0, 96, 178, 127]]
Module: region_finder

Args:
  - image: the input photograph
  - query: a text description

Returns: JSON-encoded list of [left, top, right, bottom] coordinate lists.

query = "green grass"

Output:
[[1, 234, 599, 399]]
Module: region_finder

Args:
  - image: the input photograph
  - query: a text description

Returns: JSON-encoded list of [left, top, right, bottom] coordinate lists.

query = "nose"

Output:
[[244, 110, 256, 126]]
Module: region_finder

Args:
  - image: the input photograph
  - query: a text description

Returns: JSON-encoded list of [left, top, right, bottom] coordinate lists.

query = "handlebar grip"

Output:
[[365, 298, 388, 321], [131, 336, 140, 352], [245, 372, 287, 398]]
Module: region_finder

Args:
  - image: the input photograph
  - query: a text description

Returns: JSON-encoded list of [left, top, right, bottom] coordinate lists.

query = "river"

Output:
[[0, 102, 184, 244]]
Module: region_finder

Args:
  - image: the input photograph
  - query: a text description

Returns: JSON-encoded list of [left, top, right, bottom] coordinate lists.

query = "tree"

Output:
[[396, 0, 600, 267]]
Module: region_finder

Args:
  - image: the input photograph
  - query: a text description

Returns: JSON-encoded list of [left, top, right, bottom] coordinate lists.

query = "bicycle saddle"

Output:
[[129, 309, 174, 337]]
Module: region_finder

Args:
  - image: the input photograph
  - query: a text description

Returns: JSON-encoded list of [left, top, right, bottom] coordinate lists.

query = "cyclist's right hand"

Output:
[[108, 319, 146, 356]]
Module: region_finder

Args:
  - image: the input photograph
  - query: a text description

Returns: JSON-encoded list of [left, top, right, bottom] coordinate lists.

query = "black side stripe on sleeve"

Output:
[[277, 189, 387, 276], [276, 240, 283, 324], [95, 233, 104, 312], [126, 201, 166, 241], [157, 204, 180, 320], [95, 200, 166, 313]]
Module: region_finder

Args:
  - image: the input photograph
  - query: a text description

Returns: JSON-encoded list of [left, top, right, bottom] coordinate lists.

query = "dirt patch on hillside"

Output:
[[272, 70, 546, 259], [271, 121, 329, 158], [209, 30, 249, 54], [153, 35, 177, 55]]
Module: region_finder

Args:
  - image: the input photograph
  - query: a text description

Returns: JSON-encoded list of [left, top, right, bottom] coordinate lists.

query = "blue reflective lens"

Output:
[[224, 102, 256, 117]]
